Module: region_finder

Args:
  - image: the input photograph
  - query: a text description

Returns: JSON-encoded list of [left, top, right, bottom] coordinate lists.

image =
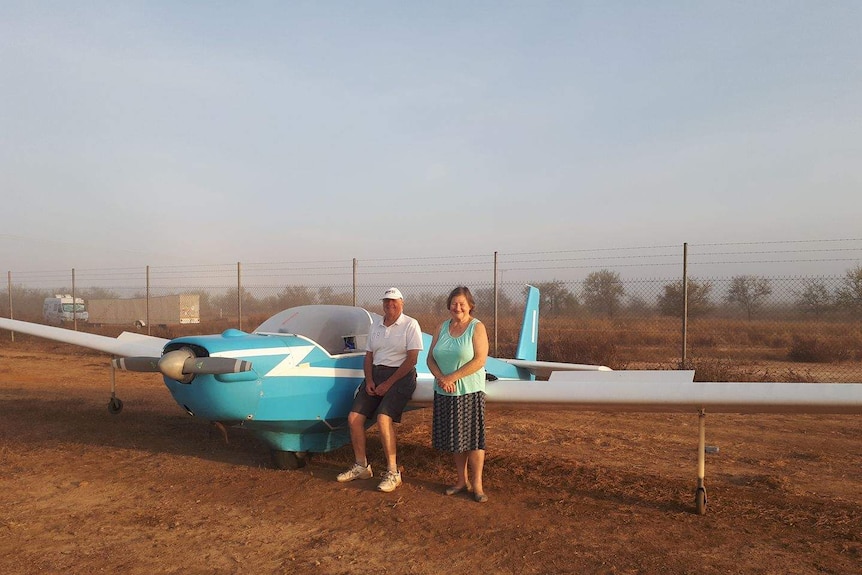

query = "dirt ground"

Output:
[[1, 340, 860, 575]]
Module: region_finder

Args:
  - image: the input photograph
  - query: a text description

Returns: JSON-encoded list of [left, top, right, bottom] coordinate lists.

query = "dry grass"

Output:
[[9, 311, 860, 382], [533, 316, 862, 381]]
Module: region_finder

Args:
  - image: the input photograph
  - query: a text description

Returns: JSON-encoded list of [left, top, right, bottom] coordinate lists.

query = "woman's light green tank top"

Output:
[[432, 318, 486, 396]]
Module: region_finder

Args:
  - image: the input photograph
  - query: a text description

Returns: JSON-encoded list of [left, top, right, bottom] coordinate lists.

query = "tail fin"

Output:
[[515, 285, 539, 361]]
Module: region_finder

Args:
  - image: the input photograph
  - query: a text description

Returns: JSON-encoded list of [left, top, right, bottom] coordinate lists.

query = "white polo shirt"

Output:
[[366, 313, 424, 368]]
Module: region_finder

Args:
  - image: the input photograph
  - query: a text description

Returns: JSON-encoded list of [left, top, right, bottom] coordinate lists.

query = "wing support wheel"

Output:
[[695, 485, 708, 515], [108, 362, 124, 415], [695, 408, 708, 515], [108, 397, 124, 414]]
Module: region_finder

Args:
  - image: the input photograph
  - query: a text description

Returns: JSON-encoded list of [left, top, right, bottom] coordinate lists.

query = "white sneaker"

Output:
[[337, 462, 372, 482], [376, 470, 402, 493]]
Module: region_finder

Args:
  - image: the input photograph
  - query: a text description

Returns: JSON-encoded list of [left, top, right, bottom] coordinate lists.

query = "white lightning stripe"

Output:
[[210, 347, 295, 359], [258, 346, 317, 376], [205, 346, 364, 378], [210, 346, 319, 376], [265, 366, 364, 379]]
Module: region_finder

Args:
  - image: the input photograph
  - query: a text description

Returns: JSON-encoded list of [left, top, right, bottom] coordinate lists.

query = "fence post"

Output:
[[237, 262, 243, 331], [72, 268, 77, 331], [146, 265, 151, 335], [681, 242, 688, 368], [493, 251, 498, 356], [7, 271, 13, 342], [353, 258, 357, 307]]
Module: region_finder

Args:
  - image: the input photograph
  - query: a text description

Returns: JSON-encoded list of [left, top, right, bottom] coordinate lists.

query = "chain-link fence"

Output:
[[3, 239, 861, 382]]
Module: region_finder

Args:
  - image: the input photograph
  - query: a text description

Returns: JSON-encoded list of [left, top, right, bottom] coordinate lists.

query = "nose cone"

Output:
[[159, 348, 195, 382]]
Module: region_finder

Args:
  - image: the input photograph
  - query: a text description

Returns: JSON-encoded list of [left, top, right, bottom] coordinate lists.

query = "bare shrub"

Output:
[[683, 358, 815, 383], [788, 333, 862, 363], [683, 358, 738, 382], [538, 330, 620, 368], [788, 335, 835, 363], [691, 333, 717, 347]]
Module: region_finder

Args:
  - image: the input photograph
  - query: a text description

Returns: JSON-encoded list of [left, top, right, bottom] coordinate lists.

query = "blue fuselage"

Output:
[[161, 329, 526, 453]]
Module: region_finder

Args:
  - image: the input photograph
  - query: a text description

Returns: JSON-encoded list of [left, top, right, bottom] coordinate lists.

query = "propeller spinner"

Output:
[[112, 347, 253, 383]]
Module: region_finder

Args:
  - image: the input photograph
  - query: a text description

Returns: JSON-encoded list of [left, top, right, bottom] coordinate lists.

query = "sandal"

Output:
[[444, 483, 472, 496]]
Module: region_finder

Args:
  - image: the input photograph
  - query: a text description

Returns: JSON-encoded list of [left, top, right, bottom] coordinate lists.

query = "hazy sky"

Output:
[[2, 1, 860, 273]]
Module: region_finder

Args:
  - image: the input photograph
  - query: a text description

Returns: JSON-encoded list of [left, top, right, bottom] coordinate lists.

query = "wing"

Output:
[[413, 369, 862, 414], [0, 317, 168, 358], [536, 370, 862, 414]]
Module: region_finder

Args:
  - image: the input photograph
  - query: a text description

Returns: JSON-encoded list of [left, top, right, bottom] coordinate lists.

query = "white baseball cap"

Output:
[[382, 287, 404, 300]]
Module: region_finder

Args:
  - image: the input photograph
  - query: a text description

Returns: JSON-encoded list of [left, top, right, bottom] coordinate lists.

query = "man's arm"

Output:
[[363, 351, 376, 394], [373, 349, 420, 396]]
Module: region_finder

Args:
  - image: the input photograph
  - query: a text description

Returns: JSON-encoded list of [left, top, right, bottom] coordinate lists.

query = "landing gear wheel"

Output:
[[271, 450, 307, 470], [107, 397, 124, 415], [695, 487, 707, 515]]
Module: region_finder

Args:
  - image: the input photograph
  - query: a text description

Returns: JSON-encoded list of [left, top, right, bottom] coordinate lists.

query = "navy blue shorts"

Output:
[[350, 365, 417, 423]]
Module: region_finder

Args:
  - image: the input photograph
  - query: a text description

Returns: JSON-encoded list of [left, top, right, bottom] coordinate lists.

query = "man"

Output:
[[337, 287, 423, 492]]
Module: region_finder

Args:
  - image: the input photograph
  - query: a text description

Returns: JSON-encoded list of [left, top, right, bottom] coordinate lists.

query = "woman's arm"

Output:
[[426, 324, 443, 380]]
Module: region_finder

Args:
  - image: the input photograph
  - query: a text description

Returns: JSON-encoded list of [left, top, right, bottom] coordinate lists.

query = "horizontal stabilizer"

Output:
[[503, 358, 612, 380], [548, 370, 692, 382]]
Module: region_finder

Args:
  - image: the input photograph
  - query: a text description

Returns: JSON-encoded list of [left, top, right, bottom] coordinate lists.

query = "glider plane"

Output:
[[1, 286, 860, 515]]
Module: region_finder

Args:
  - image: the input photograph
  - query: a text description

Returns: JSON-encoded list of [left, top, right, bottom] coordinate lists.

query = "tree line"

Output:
[[532, 265, 862, 320], [2, 265, 861, 322]]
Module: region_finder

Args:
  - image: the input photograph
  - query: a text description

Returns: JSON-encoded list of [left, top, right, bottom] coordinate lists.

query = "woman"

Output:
[[426, 286, 490, 502]]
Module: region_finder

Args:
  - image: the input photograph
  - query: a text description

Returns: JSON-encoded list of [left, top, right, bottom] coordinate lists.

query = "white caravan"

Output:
[[43, 294, 88, 324]]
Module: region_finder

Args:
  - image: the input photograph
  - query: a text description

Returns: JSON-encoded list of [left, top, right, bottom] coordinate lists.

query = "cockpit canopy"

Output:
[[254, 305, 382, 355]]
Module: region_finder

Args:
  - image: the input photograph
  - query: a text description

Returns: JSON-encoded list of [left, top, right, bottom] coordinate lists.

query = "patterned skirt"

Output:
[[432, 391, 486, 453]]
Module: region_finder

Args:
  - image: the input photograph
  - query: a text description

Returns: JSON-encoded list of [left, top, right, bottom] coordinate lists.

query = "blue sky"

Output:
[[2, 1, 860, 272]]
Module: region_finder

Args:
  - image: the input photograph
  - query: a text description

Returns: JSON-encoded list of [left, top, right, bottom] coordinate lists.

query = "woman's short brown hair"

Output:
[[446, 286, 475, 312]]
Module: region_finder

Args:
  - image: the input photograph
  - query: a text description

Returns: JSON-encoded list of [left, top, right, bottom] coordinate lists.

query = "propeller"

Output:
[[112, 357, 161, 372], [112, 347, 253, 382]]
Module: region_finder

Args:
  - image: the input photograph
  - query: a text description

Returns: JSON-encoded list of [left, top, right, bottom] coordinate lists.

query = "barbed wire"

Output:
[[502, 244, 680, 256], [690, 238, 862, 247], [6, 239, 861, 285], [688, 258, 861, 265], [501, 254, 680, 264], [690, 249, 862, 257]]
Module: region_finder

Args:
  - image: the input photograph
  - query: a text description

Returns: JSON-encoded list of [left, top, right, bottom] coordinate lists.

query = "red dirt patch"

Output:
[[1, 340, 860, 574]]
